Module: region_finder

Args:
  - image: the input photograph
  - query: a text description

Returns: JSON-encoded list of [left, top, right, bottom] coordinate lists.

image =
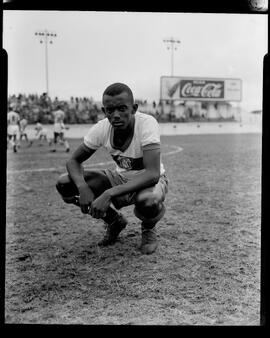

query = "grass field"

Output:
[[5, 133, 262, 325]]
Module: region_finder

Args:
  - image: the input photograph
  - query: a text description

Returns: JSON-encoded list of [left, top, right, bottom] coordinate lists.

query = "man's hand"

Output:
[[90, 190, 112, 219], [78, 183, 95, 214]]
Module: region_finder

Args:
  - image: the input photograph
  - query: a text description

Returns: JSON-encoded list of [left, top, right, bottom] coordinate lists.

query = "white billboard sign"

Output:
[[160, 76, 242, 101]]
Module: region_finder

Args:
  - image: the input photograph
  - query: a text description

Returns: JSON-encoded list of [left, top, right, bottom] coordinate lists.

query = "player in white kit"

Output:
[[7, 107, 20, 153], [18, 116, 32, 147], [30, 121, 51, 146], [50, 105, 70, 152]]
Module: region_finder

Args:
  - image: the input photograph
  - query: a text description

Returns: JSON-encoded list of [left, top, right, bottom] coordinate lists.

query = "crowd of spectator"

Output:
[[8, 93, 103, 124], [135, 100, 236, 123], [8, 93, 236, 124]]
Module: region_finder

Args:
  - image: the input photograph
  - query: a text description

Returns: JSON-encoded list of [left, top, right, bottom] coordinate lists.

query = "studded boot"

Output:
[[140, 223, 158, 254], [98, 213, 128, 246]]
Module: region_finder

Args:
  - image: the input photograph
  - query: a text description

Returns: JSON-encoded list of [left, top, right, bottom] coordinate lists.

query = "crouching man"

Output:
[[56, 83, 168, 254]]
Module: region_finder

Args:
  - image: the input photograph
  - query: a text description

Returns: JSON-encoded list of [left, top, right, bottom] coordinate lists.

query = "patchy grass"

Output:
[[5, 133, 261, 325]]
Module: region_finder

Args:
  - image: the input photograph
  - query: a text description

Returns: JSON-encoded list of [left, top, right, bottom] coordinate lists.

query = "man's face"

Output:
[[102, 92, 137, 131]]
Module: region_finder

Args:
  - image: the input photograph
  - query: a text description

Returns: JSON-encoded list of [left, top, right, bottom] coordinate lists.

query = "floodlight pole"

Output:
[[34, 29, 57, 96], [163, 38, 181, 76]]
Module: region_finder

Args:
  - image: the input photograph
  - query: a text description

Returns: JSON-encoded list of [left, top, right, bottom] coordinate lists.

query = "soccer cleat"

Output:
[[13, 145, 17, 153], [62, 195, 80, 206], [50, 149, 56, 152], [66, 148, 70, 153], [140, 225, 158, 254], [98, 213, 128, 246]]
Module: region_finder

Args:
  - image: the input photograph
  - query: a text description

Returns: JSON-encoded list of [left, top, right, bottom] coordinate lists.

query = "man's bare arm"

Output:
[[66, 143, 95, 186], [66, 143, 96, 213]]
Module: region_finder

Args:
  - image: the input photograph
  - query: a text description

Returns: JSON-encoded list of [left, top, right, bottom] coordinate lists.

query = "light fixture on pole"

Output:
[[34, 30, 57, 96], [163, 37, 181, 76]]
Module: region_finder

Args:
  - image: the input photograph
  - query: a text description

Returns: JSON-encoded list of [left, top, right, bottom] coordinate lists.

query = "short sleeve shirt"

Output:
[[84, 111, 165, 175], [35, 123, 43, 132], [53, 109, 65, 132], [19, 119, 28, 131], [53, 109, 65, 123], [7, 111, 20, 125]]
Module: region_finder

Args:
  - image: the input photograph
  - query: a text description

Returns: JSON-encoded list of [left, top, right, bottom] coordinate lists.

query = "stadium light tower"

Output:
[[163, 37, 181, 76], [34, 30, 57, 96]]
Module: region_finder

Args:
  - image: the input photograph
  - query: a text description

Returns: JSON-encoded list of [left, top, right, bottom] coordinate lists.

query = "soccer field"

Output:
[[5, 133, 261, 325]]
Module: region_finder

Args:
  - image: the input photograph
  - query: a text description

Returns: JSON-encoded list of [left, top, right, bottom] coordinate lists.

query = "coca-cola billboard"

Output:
[[180, 80, 224, 99], [160, 76, 242, 101]]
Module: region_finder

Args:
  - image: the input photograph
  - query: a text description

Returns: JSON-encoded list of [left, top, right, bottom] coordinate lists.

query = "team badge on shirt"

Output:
[[112, 155, 144, 171]]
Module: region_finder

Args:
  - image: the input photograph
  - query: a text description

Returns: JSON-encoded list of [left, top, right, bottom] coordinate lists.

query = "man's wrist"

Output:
[[106, 187, 118, 198], [77, 181, 89, 190]]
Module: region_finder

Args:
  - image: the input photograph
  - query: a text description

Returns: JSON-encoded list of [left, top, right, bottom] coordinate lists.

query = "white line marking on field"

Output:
[[7, 145, 183, 175], [162, 145, 183, 156]]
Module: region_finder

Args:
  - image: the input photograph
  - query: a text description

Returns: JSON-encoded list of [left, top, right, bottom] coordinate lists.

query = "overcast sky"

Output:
[[3, 10, 268, 111]]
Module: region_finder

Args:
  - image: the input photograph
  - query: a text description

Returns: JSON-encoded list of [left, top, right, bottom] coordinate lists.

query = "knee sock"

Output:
[[102, 206, 120, 225]]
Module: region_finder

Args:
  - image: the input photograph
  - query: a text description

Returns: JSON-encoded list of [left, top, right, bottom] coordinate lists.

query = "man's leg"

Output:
[[64, 140, 70, 152], [38, 134, 43, 146], [43, 133, 50, 145], [60, 133, 70, 152], [7, 134, 11, 149], [56, 170, 128, 245], [12, 134, 17, 152], [7, 134, 12, 149], [28, 134, 33, 147], [50, 132, 58, 152], [133, 175, 168, 254]]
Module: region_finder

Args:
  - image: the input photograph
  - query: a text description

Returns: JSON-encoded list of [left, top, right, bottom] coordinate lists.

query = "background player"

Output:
[[30, 121, 51, 146], [51, 105, 70, 152], [18, 115, 32, 147], [7, 107, 20, 153]]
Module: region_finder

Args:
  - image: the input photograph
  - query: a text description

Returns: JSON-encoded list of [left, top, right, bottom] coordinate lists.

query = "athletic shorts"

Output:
[[102, 169, 169, 210], [54, 131, 64, 138], [37, 129, 48, 137], [8, 125, 19, 136], [54, 123, 62, 133]]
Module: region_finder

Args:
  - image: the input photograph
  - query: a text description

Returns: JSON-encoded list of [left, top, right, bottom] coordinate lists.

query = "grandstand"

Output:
[[8, 92, 243, 125]]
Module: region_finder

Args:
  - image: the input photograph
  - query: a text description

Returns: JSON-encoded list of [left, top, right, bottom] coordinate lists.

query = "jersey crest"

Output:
[[112, 155, 144, 171]]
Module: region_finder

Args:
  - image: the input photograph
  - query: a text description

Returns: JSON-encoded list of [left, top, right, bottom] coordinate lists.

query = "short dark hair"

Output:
[[103, 83, 134, 103]]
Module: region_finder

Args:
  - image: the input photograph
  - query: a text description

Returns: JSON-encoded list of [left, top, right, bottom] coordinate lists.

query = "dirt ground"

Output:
[[5, 133, 261, 325]]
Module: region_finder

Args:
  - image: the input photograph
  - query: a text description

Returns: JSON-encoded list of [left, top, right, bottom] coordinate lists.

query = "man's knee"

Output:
[[56, 170, 111, 199], [134, 190, 162, 218], [56, 173, 78, 197], [83, 170, 112, 196]]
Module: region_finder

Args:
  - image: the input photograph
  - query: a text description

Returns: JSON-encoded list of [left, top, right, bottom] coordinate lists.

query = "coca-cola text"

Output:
[[180, 81, 224, 99]]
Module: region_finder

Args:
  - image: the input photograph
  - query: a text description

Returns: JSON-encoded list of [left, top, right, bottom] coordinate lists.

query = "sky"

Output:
[[3, 10, 268, 111]]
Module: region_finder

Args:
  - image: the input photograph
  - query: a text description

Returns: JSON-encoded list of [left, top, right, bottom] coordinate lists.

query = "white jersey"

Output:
[[19, 118, 28, 132], [35, 122, 47, 136], [53, 109, 65, 133], [7, 111, 20, 135], [8, 111, 20, 125], [84, 111, 165, 176]]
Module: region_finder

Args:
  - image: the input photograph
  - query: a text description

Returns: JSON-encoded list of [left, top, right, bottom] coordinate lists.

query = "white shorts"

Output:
[[36, 129, 48, 138], [103, 169, 169, 210], [8, 125, 20, 136], [54, 123, 62, 133]]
